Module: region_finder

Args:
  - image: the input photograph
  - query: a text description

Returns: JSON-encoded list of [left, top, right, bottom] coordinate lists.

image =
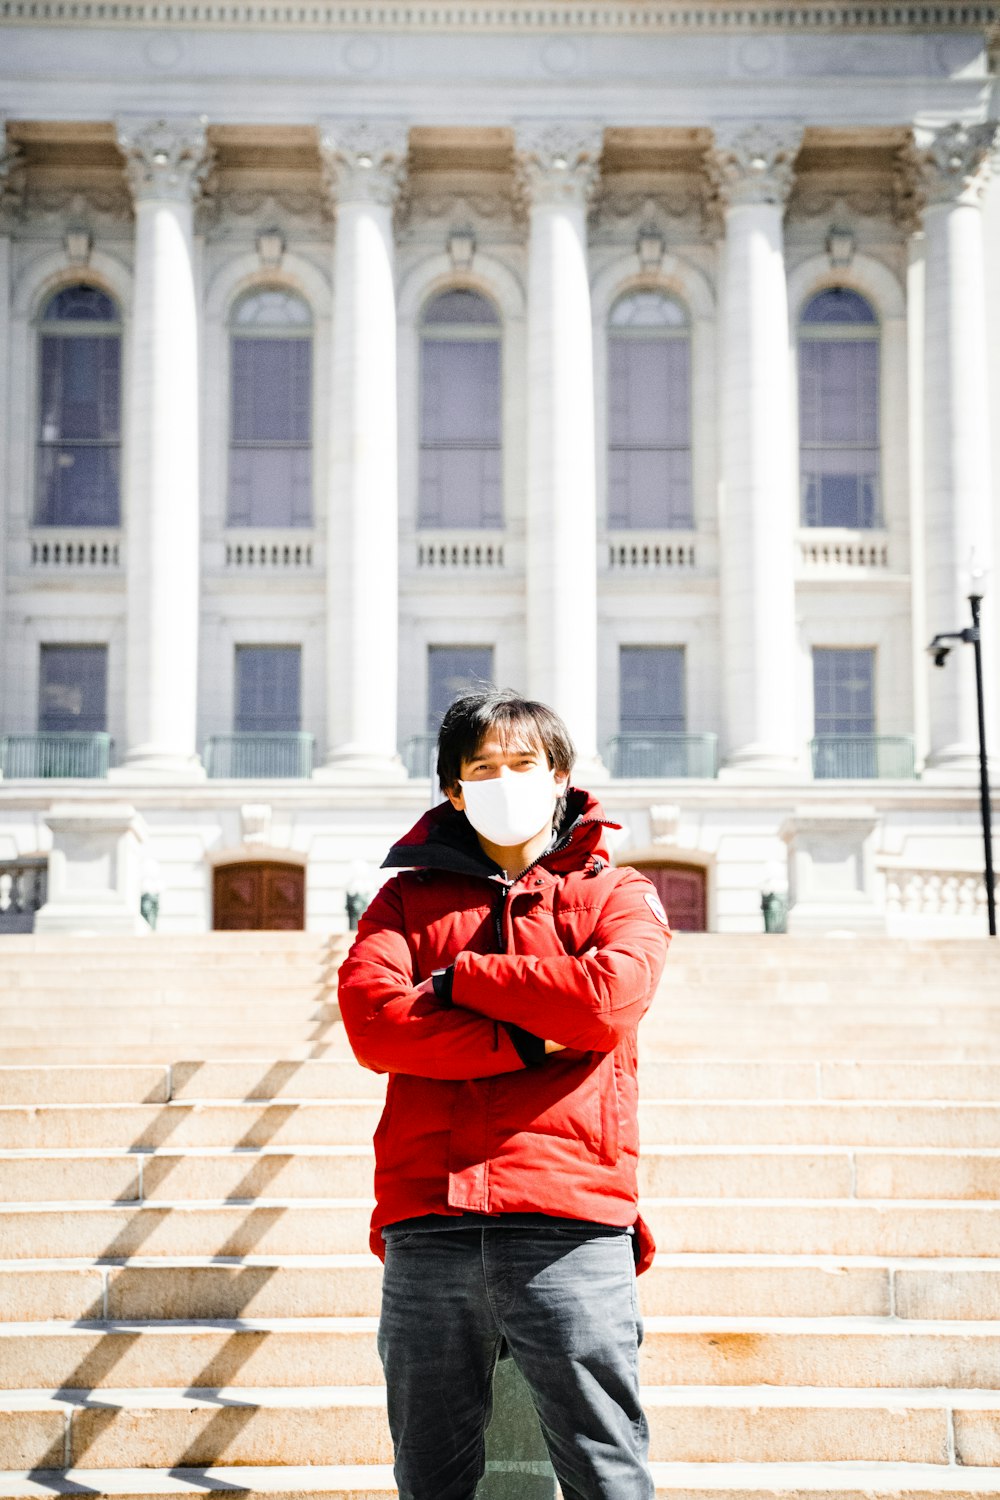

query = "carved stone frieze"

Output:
[[200, 187, 331, 238], [903, 121, 1000, 212], [116, 116, 214, 204], [20, 185, 132, 232], [705, 121, 804, 210], [397, 187, 518, 233], [590, 187, 711, 242], [514, 122, 604, 210], [319, 120, 409, 208]]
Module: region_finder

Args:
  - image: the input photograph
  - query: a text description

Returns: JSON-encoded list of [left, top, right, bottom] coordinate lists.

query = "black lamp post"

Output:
[[928, 575, 997, 938]]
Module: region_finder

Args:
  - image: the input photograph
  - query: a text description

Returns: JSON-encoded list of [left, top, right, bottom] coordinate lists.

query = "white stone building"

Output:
[[0, 2, 998, 936]]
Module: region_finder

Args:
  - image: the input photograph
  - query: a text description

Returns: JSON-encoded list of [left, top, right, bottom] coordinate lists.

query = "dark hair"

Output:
[[437, 687, 576, 796]]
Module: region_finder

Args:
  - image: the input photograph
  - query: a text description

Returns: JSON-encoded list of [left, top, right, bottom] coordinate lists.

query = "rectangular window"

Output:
[[418, 341, 502, 529], [37, 335, 121, 526], [799, 341, 880, 528], [228, 338, 312, 527], [812, 648, 875, 735], [235, 646, 302, 733], [608, 340, 692, 529], [619, 647, 686, 734], [38, 645, 108, 733], [427, 646, 494, 732]]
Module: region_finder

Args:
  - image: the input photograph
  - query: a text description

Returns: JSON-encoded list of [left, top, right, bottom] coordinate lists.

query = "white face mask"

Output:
[[459, 765, 560, 848]]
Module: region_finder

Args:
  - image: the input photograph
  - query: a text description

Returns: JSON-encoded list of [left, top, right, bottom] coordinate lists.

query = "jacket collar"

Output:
[[381, 786, 620, 882]]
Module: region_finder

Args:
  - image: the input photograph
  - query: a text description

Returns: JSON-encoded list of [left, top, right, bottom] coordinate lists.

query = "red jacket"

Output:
[[336, 788, 672, 1274]]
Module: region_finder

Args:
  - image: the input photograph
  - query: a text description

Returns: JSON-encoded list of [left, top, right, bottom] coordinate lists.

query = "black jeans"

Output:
[[377, 1223, 653, 1500]]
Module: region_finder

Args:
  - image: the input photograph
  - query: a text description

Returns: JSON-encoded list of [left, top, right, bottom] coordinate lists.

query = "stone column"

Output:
[[707, 123, 803, 779], [114, 117, 211, 779], [0, 125, 18, 723], [909, 122, 999, 778], [517, 123, 604, 775], [317, 121, 407, 780]]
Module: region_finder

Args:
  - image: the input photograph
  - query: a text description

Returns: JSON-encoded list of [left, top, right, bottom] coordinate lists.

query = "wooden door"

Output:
[[213, 861, 305, 931], [623, 863, 707, 933]]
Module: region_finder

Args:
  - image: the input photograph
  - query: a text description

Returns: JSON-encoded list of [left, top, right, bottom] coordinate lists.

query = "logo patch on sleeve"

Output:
[[643, 891, 669, 926]]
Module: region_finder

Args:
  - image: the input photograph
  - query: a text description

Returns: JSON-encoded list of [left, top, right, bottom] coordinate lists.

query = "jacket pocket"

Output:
[[597, 1055, 621, 1166]]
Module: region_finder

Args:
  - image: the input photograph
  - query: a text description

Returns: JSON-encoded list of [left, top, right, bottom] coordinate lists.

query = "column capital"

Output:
[[905, 121, 1000, 211], [515, 122, 604, 209], [319, 120, 409, 208], [705, 121, 804, 209], [116, 116, 213, 205]]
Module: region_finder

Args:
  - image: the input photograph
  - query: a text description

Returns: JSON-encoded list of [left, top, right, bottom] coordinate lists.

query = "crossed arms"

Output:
[[335, 871, 671, 1081]]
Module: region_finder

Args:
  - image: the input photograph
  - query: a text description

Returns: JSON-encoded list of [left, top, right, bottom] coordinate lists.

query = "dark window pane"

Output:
[[418, 336, 502, 528], [235, 647, 302, 733], [801, 451, 880, 528], [43, 286, 119, 323], [799, 342, 878, 445], [228, 448, 312, 528], [39, 645, 108, 732], [619, 647, 686, 733], [231, 338, 311, 443], [423, 290, 499, 326], [607, 449, 693, 529], [801, 289, 877, 325], [40, 335, 121, 442], [36, 334, 121, 526], [228, 334, 312, 526], [421, 340, 501, 445], [427, 646, 494, 731], [813, 648, 875, 735], [609, 339, 690, 448], [35, 446, 121, 527]]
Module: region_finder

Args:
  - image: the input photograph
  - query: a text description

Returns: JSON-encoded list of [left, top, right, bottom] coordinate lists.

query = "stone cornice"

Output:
[[705, 121, 804, 208], [903, 119, 1000, 209], [319, 120, 408, 208], [4, 0, 993, 28], [515, 122, 603, 210], [116, 116, 213, 204], [0, 120, 24, 218]]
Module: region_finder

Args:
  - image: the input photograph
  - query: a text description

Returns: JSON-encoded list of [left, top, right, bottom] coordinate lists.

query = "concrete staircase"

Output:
[[0, 932, 999, 1498]]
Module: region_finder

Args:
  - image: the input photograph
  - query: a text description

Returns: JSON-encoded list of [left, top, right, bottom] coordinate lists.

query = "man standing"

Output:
[[337, 688, 672, 1500]]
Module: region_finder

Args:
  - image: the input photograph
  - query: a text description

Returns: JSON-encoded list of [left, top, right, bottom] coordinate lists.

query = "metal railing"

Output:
[[204, 733, 315, 779], [402, 734, 439, 780], [0, 857, 48, 933], [810, 735, 916, 780], [606, 733, 719, 779], [0, 732, 112, 779]]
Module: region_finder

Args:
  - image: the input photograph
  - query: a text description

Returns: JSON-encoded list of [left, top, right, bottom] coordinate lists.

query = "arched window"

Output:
[[419, 289, 502, 529], [608, 290, 692, 529], [799, 287, 880, 529], [36, 284, 122, 527], [228, 287, 313, 528]]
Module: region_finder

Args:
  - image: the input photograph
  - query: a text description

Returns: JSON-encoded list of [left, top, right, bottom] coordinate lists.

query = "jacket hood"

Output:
[[382, 785, 620, 881]]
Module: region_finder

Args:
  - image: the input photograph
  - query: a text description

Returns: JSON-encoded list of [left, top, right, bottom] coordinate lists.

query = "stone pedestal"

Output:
[[779, 804, 884, 935], [35, 803, 149, 935]]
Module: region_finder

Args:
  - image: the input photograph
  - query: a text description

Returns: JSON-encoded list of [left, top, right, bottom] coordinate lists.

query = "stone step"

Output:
[[6, 1034, 998, 1065], [2, 1254, 999, 1323], [4, 1100, 1000, 1151], [84, 1059, 1000, 1105], [8, 1458, 1000, 1499], [5, 1146, 1000, 1204], [3, 1200, 1000, 1259], [2, 1316, 1000, 1391], [5, 1384, 1000, 1468]]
